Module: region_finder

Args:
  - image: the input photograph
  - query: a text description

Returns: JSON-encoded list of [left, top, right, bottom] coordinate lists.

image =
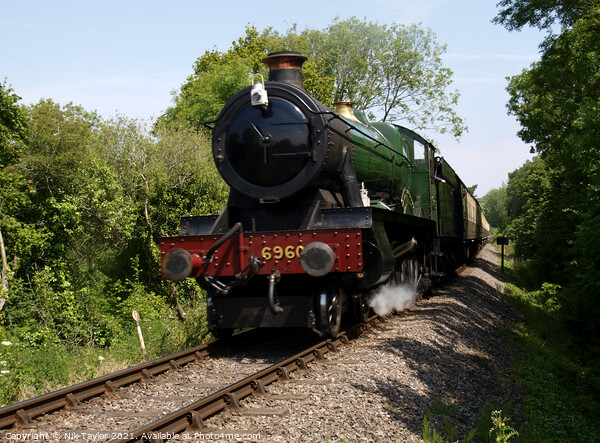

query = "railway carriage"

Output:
[[159, 52, 489, 337]]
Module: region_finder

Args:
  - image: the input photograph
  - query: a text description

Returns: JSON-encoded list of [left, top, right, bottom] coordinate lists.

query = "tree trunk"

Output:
[[0, 226, 8, 311], [169, 283, 186, 320]]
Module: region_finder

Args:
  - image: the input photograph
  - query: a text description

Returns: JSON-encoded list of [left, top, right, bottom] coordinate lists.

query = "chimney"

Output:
[[262, 51, 307, 90]]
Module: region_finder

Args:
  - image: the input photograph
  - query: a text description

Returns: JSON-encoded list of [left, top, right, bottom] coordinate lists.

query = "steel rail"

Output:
[[0, 330, 259, 429], [114, 318, 376, 442]]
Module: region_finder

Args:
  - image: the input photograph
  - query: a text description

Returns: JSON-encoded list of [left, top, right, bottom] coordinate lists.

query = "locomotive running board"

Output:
[[370, 207, 436, 234], [176, 206, 434, 237], [317, 207, 435, 233]]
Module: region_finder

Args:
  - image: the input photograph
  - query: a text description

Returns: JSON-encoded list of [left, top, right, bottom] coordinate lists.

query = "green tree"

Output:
[[96, 117, 227, 250], [93, 116, 228, 320], [1, 100, 134, 346], [1, 98, 228, 348], [494, 0, 590, 32], [160, 26, 272, 128], [502, 157, 573, 287], [467, 184, 478, 197], [497, 2, 600, 334], [0, 80, 27, 167], [296, 18, 465, 136], [480, 185, 509, 232], [0, 80, 28, 308], [164, 19, 466, 137], [161, 55, 258, 129]]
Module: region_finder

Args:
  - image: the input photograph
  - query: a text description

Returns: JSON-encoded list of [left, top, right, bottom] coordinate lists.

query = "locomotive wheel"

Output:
[[399, 255, 420, 290], [351, 292, 371, 323], [319, 287, 342, 337]]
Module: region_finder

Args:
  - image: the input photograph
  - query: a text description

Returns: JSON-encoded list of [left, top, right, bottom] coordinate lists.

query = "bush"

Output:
[[505, 281, 600, 441]]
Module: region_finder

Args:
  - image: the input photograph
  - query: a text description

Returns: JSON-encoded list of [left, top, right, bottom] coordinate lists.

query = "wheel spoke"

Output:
[[320, 287, 342, 337], [396, 255, 421, 291]]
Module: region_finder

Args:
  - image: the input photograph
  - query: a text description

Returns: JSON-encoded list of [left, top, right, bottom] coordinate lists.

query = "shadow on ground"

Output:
[[351, 245, 523, 438]]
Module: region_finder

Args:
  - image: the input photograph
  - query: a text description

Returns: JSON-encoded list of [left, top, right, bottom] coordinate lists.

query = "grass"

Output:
[[500, 248, 600, 442], [503, 283, 600, 441], [421, 243, 600, 442], [0, 296, 210, 406], [421, 397, 499, 442]]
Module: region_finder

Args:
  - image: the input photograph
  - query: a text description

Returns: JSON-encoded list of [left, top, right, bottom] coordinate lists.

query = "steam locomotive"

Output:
[[159, 52, 489, 337]]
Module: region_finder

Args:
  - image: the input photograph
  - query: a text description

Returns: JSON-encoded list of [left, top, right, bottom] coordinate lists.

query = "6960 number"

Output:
[[261, 245, 304, 261]]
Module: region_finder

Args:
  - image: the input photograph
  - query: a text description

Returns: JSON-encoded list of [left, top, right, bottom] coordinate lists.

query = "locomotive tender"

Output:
[[159, 52, 489, 337]]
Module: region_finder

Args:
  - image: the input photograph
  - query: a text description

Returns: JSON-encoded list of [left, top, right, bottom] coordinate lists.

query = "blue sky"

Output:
[[1, 0, 546, 195]]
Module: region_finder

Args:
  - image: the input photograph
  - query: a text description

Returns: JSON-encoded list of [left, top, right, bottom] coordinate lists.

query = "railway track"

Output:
[[0, 318, 375, 442], [0, 335, 229, 430], [118, 332, 348, 442], [0, 328, 279, 433], [113, 321, 372, 442]]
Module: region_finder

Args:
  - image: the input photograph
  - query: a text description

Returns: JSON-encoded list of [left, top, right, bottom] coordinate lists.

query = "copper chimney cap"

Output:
[[262, 51, 308, 89]]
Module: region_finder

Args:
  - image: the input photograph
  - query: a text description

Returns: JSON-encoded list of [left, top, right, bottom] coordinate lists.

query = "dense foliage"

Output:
[[161, 18, 466, 138], [0, 96, 228, 404], [1, 99, 229, 343], [0, 80, 28, 308], [486, 1, 600, 335]]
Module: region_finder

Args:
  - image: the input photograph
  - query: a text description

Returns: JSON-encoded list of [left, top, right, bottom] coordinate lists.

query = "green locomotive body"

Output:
[[159, 52, 489, 337]]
